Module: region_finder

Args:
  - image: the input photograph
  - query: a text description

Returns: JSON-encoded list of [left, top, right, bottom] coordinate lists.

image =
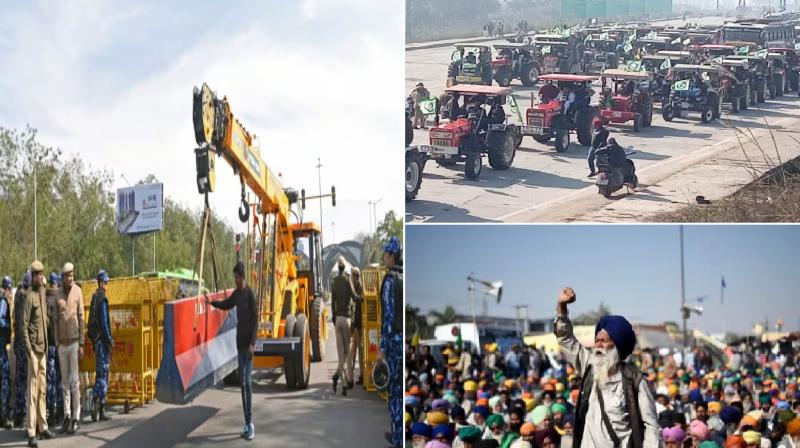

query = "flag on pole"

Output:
[[737, 46, 750, 55], [661, 57, 672, 70], [624, 43, 634, 53], [419, 98, 438, 116], [506, 94, 523, 124], [672, 79, 691, 91], [625, 60, 642, 72], [672, 37, 682, 45], [755, 49, 768, 59]]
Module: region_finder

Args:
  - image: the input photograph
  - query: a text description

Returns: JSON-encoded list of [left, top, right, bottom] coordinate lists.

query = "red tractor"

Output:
[[520, 74, 599, 152], [598, 69, 654, 132], [422, 85, 521, 179]]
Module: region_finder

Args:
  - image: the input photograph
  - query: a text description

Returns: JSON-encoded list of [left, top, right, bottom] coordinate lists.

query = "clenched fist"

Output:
[[558, 287, 576, 305]]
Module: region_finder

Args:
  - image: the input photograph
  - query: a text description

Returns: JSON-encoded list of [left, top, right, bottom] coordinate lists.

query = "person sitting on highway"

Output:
[[539, 82, 559, 103]]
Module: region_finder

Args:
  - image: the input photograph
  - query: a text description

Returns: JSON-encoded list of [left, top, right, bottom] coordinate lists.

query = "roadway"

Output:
[[0, 321, 388, 447], [405, 15, 800, 222]]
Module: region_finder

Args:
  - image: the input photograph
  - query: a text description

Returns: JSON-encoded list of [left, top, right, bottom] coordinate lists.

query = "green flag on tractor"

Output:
[[625, 60, 641, 72], [755, 49, 768, 59], [506, 94, 523, 124], [672, 37, 682, 45], [661, 58, 672, 70], [672, 79, 691, 91], [419, 98, 438, 115], [737, 46, 749, 55]]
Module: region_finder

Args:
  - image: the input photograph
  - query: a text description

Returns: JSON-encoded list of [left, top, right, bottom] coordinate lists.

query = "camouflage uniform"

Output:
[[45, 290, 62, 421], [380, 265, 403, 448], [0, 289, 12, 422], [13, 288, 27, 424], [90, 288, 112, 407]]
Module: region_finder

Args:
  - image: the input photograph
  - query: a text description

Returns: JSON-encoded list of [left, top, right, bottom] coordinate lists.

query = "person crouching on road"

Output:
[[13, 271, 31, 429], [53, 263, 84, 435], [89, 270, 113, 422], [331, 257, 355, 395], [207, 261, 258, 441], [23, 261, 56, 447], [379, 236, 403, 448], [0, 276, 13, 429]]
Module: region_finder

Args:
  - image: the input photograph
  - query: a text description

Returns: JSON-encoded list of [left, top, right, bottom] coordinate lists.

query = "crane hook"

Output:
[[238, 175, 249, 222]]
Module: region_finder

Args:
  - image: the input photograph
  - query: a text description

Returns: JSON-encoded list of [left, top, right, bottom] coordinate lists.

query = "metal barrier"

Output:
[[360, 267, 385, 392], [78, 277, 179, 412]]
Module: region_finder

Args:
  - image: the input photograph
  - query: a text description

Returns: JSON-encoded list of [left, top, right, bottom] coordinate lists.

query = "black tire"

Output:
[[741, 85, 749, 111], [464, 151, 482, 179], [405, 116, 413, 147], [701, 106, 714, 123], [662, 105, 675, 122], [520, 64, 540, 87], [731, 95, 740, 114], [633, 113, 642, 132], [309, 297, 324, 362], [292, 314, 311, 390], [790, 72, 799, 92], [488, 132, 516, 170], [283, 314, 297, 389], [631, 174, 639, 189], [757, 80, 767, 103], [711, 94, 721, 119], [643, 101, 653, 127], [495, 68, 512, 87], [554, 129, 570, 152], [575, 108, 595, 146], [532, 135, 551, 144], [776, 75, 784, 97], [514, 131, 522, 148], [598, 184, 611, 198], [405, 152, 423, 202]]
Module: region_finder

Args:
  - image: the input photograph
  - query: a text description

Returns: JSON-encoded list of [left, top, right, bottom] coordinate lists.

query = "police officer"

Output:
[[0, 276, 13, 429], [331, 257, 355, 395], [89, 270, 112, 421], [13, 271, 31, 429], [379, 236, 403, 448], [44, 274, 62, 427]]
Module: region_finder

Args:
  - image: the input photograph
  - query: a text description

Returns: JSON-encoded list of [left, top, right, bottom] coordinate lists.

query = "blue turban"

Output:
[[719, 406, 742, 424], [473, 405, 490, 418], [432, 424, 453, 441], [410, 422, 433, 438], [689, 389, 703, 403], [595, 315, 636, 360]]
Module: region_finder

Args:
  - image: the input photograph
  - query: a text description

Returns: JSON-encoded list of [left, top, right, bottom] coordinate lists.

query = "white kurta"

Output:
[[555, 314, 662, 448]]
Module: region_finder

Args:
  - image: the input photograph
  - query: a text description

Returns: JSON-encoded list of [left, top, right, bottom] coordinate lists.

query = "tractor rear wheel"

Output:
[[520, 64, 540, 87], [292, 314, 311, 390], [776, 74, 784, 97], [701, 106, 714, 124], [662, 105, 675, 122], [495, 68, 512, 87], [309, 297, 325, 362], [464, 150, 482, 179], [283, 314, 297, 389], [575, 108, 596, 146], [731, 95, 740, 114], [643, 101, 653, 127], [633, 113, 643, 132], [741, 85, 750, 111], [757, 80, 767, 103], [488, 132, 516, 170]]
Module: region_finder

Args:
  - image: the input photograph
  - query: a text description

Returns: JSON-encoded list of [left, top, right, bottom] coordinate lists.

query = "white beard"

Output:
[[590, 346, 620, 387]]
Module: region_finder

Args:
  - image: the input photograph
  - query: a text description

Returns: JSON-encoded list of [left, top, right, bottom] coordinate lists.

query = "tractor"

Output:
[[520, 74, 600, 152], [728, 55, 770, 103], [531, 34, 584, 75], [766, 52, 788, 98], [711, 59, 750, 113], [641, 53, 694, 105], [767, 47, 799, 92], [598, 69, 654, 132], [583, 35, 620, 74], [697, 44, 738, 62], [492, 42, 541, 86], [421, 85, 521, 179], [661, 64, 724, 124], [448, 43, 493, 86]]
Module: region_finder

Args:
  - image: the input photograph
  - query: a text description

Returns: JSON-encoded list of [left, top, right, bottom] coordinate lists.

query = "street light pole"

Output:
[[368, 201, 373, 234], [317, 158, 324, 244], [372, 198, 383, 233], [33, 163, 37, 261], [680, 225, 687, 368]]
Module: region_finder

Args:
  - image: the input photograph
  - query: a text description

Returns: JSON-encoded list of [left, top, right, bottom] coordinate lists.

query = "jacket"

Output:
[[13, 288, 27, 343], [0, 291, 11, 343], [90, 288, 113, 347], [210, 286, 258, 352], [53, 283, 85, 346], [331, 273, 355, 319], [22, 286, 48, 355], [592, 127, 609, 149]]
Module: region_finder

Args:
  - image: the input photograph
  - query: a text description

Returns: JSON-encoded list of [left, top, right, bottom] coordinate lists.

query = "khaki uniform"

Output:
[[22, 286, 48, 437]]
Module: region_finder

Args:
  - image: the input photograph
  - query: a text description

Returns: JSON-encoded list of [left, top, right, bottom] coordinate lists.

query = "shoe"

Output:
[[587, 172, 597, 178], [39, 430, 55, 440], [245, 423, 254, 441], [384, 431, 393, 445], [332, 373, 339, 392], [68, 419, 78, 435], [27, 437, 37, 448], [342, 385, 347, 396], [1, 417, 11, 429], [59, 416, 70, 434], [99, 406, 111, 421], [240, 424, 248, 439]]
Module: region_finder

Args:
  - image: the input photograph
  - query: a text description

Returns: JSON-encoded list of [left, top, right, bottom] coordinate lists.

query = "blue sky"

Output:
[[406, 225, 800, 334], [0, 0, 403, 242]]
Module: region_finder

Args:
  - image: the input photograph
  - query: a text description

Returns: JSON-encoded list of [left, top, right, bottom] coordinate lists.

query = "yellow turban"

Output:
[[708, 402, 722, 414], [742, 431, 761, 445], [427, 411, 449, 425]]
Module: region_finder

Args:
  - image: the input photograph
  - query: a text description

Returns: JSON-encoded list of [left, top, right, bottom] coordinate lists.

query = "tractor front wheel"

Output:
[[464, 151, 482, 179], [554, 130, 570, 153]]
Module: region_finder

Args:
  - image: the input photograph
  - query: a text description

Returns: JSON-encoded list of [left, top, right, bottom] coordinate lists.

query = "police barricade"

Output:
[[360, 267, 385, 396], [78, 277, 179, 413]]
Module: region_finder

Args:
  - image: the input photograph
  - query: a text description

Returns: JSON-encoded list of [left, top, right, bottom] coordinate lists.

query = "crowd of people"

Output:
[[404, 287, 800, 448], [0, 261, 114, 447]]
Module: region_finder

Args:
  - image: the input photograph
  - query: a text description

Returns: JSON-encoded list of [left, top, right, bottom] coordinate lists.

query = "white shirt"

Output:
[[555, 314, 661, 448]]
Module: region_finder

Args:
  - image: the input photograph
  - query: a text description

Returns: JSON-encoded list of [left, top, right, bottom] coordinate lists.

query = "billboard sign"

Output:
[[116, 183, 164, 235]]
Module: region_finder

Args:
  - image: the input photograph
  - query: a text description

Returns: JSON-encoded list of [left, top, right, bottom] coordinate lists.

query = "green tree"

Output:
[[572, 302, 612, 325]]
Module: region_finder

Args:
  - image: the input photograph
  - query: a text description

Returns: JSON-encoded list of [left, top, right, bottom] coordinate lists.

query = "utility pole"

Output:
[[367, 201, 373, 234], [371, 198, 383, 233], [317, 158, 324, 245], [33, 162, 37, 261], [680, 225, 687, 368]]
